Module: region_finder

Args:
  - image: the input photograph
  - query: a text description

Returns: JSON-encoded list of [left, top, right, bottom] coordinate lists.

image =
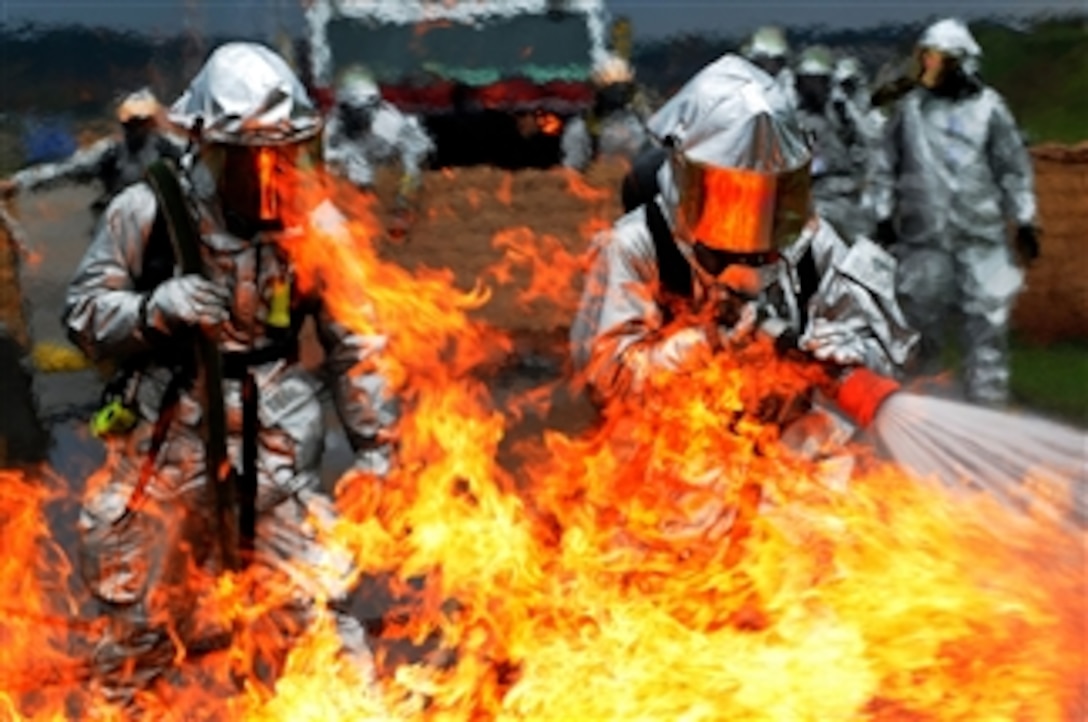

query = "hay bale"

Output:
[[1015, 146, 1088, 343]]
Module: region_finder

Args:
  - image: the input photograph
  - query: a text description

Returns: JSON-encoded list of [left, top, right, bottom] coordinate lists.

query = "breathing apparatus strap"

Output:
[[145, 159, 241, 572], [644, 198, 694, 303]]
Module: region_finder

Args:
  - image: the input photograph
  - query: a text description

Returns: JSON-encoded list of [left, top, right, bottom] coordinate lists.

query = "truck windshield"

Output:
[[326, 13, 594, 86]]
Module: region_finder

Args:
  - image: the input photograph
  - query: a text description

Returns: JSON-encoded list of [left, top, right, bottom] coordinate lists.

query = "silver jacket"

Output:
[[323, 102, 434, 192], [11, 133, 184, 210], [570, 189, 918, 401], [64, 180, 397, 510], [561, 110, 650, 172], [868, 86, 1036, 247]]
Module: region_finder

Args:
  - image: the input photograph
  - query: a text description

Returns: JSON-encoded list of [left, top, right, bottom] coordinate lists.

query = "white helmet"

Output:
[[796, 45, 834, 77], [116, 88, 162, 123], [918, 18, 982, 59], [593, 54, 634, 86], [337, 67, 381, 110], [742, 25, 789, 60], [832, 56, 866, 85], [169, 42, 321, 146]]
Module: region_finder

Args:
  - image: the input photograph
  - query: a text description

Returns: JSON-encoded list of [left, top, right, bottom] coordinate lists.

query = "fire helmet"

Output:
[[916, 18, 982, 78], [169, 41, 322, 146], [742, 25, 789, 61], [592, 54, 635, 87], [337, 67, 381, 110], [116, 88, 162, 124], [917, 18, 981, 60], [741, 26, 791, 79], [796, 45, 835, 78], [169, 42, 323, 234], [832, 56, 866, 86], [646, 54, 811, 263]]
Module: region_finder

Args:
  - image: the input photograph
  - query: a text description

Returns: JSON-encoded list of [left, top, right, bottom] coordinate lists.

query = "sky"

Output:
[[0, 0, 1083, 38]]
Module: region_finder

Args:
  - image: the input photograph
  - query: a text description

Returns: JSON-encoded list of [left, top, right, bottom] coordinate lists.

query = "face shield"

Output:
[[670, 157, 810, 301], [749, 53, 787, 79], [201, 135, 323, 236], [672, 155, 810, 255], [339, 101, 377, 137], [121, 117, 155, 151]]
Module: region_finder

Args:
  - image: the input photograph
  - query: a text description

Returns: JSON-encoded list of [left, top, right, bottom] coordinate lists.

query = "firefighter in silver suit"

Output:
[[571, 55, 917, 433], [64, 42, 396, 707], [1, 89, 184, 218], [869, 19, 1039, 405], [323, 67, 434, 218]]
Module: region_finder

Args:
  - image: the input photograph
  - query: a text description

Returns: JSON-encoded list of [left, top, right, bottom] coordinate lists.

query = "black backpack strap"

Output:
[[644, 198, 693, 301], [620, 144, 667, 213], [144, 159, 241, 572]]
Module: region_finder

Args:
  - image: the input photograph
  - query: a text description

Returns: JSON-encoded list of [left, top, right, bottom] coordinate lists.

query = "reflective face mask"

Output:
[[203, 138, 322, 236], [672, 156, 812, 258]]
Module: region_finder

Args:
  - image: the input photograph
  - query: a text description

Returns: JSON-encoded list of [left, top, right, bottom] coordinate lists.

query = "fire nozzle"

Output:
[[749, 317, 901, 428], [828, 366, 901, 429]]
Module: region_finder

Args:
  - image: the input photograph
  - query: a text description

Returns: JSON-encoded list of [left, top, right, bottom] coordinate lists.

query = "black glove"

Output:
[[873, 219, 897, 248], [1015, 224, 1040, 266]]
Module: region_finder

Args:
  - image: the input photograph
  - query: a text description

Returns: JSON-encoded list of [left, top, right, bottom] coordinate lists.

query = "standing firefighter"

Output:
[[323, 67, 434, 232], [741, 25, 796, 107], [561, 54, 651, 171], [0, 89, 183, 219], [794, 45, 875, 242], [64, 43, 396, 707], [571, 55, 917, 433], [869, 18, 1039, 406]]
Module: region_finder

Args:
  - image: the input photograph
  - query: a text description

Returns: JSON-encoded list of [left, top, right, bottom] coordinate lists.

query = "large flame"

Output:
[[0, 159, 1083, 721]]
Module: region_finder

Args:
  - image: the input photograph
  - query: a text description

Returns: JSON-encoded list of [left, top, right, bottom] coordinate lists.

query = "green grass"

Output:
[[1009, 338, 1088, 426], [974, 18, 1088, 144], [937, 335, 1088, 426]]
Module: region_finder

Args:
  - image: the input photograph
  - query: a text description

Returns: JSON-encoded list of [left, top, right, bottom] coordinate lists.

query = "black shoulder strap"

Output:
[[644, 199, 693, 301], [143, 159, 240, 572], [137, 206, 177, 292], [145, 161, 203, 274]]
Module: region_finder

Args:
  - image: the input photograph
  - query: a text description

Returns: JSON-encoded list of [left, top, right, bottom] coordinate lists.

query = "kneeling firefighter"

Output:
[[64, 42, 396, 707], [571, 54, 919, 440]]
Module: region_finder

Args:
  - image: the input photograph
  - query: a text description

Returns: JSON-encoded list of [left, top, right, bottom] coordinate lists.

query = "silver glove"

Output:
[[799, 319, 867, 367], [144, 274, 231, 332]]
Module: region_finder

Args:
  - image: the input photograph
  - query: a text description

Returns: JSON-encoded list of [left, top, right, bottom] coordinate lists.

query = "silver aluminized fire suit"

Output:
[[323, 79, 434, 200], [561, 108, 649, 172], [7, 90, 184, 217], [795, 48, 875, 243], [64, 43, 394, 706], [561, 55, 650, 171], [869, 20, 1036, 405], [571, 56, 918, 412]]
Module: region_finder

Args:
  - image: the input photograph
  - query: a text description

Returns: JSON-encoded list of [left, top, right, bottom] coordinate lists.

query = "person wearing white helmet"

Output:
[[561, 53, 652, 171], [0, 88, 184, 217], [740, 25, 797, 107], [571, 55, 917, 423], [869, 18, 1039, 406], [323, 66, 434, 232], [64, 42, 394, 707], [792, 45, 875, 242]]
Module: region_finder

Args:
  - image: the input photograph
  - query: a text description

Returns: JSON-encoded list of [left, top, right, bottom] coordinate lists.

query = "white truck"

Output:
[[304, 0, 612, 168]]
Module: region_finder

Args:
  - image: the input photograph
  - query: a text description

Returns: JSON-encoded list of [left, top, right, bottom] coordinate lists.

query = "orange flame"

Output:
[[0, 160, 1083, 720]]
